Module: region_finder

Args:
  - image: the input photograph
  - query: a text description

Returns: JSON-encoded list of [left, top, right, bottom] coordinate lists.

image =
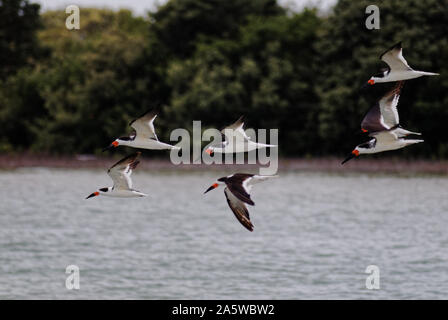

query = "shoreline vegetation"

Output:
[[2, 154, 448, 175]]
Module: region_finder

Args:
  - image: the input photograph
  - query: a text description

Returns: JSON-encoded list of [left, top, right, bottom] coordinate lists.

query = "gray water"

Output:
[[1, 168, 448, 299]]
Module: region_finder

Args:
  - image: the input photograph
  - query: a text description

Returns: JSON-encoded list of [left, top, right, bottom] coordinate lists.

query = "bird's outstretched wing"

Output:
[[380, 42, 412, 71], [221, 116, 251, 142], [377, 81, 403, 128], [361, 81, 403, 133], [361, 101, 387, 133], [224, 187, 254, 232], [222, 173, 256, 205], [107, 152, 141, 190], [223, 116, 245, 131], [129, 110, 158, 140]]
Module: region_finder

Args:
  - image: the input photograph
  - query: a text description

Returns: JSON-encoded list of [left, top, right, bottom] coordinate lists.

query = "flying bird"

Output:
[[364, 42, 439, 86], [204, 173, 277, 231], [86, 152, 147, 198], [204, 116, 277, 155], [103, 110, 180, 151], [342, 81, 423, 164]]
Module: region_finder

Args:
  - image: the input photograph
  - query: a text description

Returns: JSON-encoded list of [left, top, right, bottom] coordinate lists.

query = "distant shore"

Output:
[[1, 154, 448, 175]]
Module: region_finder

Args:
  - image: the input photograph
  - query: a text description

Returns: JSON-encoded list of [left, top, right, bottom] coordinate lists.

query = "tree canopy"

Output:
[[0, 0, 42, 79], [0, 0, 447, 158]]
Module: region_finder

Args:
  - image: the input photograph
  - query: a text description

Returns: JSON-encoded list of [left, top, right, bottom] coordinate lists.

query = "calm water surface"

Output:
[[1, 168, 448, 299]]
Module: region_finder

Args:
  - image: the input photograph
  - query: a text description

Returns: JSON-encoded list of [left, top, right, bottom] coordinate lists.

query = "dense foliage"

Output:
[[0, 0, 447, 157]]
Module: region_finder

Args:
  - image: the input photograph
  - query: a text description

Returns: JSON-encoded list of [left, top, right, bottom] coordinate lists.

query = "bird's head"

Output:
[[204, 181, 223, 194], [85, 187, 109, 199], [204, 136, 227, 156], [102, 140, 119, 152], [204, 147, 215, 156], [86, 191, 99, 199], [341, 148, 360, 165], [361, 77, 376, 89]]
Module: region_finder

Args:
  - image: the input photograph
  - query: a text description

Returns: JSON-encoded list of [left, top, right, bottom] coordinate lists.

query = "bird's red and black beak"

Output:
[[361, 79, 375, 90], [341, 150, 360, 165], [102, 140, 119, 152], [86, 191, 99, 199], [204, 183, 219, 194]]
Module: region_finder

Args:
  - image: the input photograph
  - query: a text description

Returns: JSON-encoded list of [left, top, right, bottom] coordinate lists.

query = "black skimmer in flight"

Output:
[[205, 116, 277, 155], [204, 173, 277, 231], [342, 81, 423, 164], [86, 152, 147, 198], [103, 110, 180, 151], [364, 42, 439, 86]]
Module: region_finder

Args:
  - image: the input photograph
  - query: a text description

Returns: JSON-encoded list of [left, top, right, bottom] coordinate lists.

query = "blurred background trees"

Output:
[[0, 0, 447, 157], [0, 0, 43, 79]]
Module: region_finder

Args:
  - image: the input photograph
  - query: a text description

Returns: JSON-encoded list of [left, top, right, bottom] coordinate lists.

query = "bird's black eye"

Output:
[[99, 187, 108, 192]]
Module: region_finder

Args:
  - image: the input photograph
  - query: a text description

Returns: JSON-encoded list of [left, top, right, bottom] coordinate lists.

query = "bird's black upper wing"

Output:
[[221, 173, 255, 206], [224, 187, 254, 232]]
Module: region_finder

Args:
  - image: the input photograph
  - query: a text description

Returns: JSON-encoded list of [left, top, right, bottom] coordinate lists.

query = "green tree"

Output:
[[0, 8, 151, 154], [164, 10, 321, 155], [140, 0, 289, 142], [149, 0, 284, 59], [0, 0, 43, 79]]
